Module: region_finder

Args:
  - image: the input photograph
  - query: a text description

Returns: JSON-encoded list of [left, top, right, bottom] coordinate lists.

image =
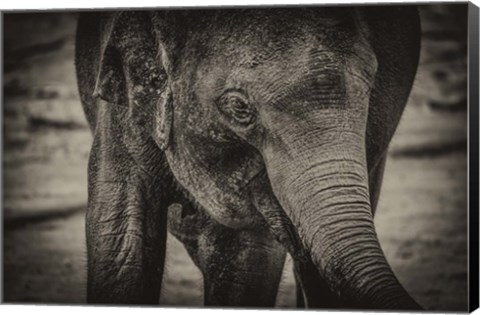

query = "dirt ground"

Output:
[[2, 5, 469, 311]]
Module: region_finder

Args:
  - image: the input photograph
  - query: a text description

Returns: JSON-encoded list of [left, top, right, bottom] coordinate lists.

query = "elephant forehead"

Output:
[[191, 22, 370, 106], [205, 7, 354, 38], [194, 45, 349, 111], [187, 8, 360, 65]]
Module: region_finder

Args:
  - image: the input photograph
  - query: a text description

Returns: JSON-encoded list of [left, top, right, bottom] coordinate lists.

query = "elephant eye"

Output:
[[217, 91, 257, 126]]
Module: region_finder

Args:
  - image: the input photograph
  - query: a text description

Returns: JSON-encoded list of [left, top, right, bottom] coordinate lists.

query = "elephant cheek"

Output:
[[164, 149, 264, 229]]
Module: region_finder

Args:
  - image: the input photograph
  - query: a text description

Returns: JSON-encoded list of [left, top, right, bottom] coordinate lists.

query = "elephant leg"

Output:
[[86, 103, 173, 304], [294, 268, 305, 308], [200, 225, 286, 307], [168, 203, 286, 307], [293, 257, 343, 309]]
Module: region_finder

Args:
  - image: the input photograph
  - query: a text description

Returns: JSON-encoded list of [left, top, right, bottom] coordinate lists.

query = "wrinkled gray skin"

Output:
[[75, 7, 421, 309]]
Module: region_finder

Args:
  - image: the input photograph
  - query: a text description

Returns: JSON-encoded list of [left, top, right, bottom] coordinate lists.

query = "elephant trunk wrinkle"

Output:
[[302, 182, 419, 309], [265, 144, 421, 309]]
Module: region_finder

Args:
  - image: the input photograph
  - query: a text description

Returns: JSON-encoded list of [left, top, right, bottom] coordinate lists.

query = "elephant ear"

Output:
[[93, 11, 173, 150]]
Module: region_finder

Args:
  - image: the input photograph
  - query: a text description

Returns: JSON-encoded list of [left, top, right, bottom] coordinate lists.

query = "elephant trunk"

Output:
[[262, 124, 421, 309]]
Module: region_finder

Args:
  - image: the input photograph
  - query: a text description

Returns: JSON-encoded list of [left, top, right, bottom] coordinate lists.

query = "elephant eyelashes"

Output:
[[217, 91, 257, 126]]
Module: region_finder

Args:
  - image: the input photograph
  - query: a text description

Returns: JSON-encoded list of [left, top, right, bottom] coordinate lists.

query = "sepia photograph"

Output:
[[1, 2, 477, 312]]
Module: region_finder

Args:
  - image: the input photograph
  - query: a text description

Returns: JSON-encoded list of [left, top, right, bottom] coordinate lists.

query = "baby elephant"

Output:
[[76, 6, 421, 309]]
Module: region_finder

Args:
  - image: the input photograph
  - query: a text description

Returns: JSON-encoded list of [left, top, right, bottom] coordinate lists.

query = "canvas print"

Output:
[[2, 3, 477, 312]]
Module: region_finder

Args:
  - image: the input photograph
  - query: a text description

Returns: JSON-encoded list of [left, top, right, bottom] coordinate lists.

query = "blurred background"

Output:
[[2, 4, 468, 311]]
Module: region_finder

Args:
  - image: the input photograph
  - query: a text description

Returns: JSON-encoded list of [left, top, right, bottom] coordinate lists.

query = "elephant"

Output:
[[75, 6, 422, 310]]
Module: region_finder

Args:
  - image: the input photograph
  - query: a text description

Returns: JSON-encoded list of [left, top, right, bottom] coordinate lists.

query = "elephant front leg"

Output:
[[86, 124, 172, 304], [198, 223, 286, 307], [86, 170, 169, 304], [294, 257, 343, 309], [202, 230, 286, 307]]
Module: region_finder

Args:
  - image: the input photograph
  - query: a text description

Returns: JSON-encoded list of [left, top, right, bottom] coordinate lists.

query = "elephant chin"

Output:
[[261, 133, 422, 310]]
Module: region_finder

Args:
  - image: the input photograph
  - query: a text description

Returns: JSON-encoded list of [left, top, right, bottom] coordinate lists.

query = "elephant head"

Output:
[[93, 8, 421, 309]]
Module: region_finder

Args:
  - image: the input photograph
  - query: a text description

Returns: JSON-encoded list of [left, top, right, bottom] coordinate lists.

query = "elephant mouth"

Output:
[[247, 167, 309, 262], [245, 166, 268, 187]]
